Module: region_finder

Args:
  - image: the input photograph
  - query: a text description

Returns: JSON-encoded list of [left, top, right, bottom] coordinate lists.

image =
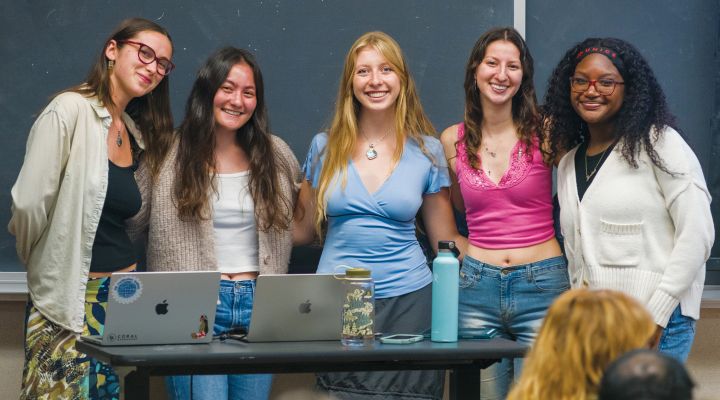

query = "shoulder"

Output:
[[651, 126, 701, 175], [270, 134, 295, 159], [440, 124, 460, 152], [311, 132, 328, 148], [43, 92, 95, 118]]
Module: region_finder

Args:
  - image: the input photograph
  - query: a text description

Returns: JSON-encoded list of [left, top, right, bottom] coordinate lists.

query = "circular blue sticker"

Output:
[[111, 277, 143, 304]]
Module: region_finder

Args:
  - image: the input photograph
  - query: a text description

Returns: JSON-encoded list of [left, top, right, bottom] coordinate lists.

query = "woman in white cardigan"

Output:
[[542, 37, 714, 362]]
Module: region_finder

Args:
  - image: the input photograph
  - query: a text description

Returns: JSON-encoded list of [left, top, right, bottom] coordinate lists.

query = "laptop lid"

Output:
[[246, 274, 346, 342], [83, 271, 220, 346]]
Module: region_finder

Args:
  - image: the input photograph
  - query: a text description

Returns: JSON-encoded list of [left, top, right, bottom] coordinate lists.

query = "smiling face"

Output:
[[571, 53, 625, 129], [105, 30, 172, 102], [474, 40, 523, 108], [213, 62, 257, 135], [352, 46, 401, 114]]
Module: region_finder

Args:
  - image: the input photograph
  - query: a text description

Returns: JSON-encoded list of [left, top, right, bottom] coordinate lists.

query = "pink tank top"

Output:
[[455, 123, 555, 249]]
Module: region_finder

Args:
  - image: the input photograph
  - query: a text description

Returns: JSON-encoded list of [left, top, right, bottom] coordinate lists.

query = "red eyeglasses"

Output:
[[118, 40, 175, 76]]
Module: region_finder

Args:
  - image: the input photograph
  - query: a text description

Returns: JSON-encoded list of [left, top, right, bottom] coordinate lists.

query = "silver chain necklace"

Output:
[[360, 130, 390, 160]]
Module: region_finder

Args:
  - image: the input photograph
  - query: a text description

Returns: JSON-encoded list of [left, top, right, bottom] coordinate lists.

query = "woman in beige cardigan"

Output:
[[130, 47, 300, 400]]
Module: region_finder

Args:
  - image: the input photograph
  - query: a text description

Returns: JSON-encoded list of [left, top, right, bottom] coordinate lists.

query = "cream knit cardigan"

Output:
[[129, 135, 301, 275]]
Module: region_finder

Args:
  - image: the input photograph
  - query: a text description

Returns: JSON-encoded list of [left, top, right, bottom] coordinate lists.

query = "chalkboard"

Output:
[[527, 0, 720, 280], [0, 1, 513, 273]]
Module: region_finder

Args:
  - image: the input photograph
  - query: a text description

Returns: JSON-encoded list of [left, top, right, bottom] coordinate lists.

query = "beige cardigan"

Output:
[[129, 135, 301, 274]]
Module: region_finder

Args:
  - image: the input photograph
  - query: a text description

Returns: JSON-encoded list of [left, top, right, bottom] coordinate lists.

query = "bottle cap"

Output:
[[438, 240, 460, 257], [438, 241, 456, 250], [345, 268, 371, 279]]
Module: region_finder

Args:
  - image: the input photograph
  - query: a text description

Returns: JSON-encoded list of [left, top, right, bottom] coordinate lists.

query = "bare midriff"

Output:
[[221, 271, 259, 281], [88, 263, 136, 279], [466, 237, 562, 267]]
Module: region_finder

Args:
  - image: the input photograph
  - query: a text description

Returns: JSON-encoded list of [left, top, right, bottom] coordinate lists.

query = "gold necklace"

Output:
[[584, 144, 611, 181], [360, 130, 390, 160]]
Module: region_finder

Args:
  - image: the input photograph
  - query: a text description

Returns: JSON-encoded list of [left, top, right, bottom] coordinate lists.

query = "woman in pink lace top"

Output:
[[440, 27, 568, 398]]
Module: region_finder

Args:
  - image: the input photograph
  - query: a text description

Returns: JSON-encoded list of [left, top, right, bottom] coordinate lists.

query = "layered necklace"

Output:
[[360, 130, 390, 160]]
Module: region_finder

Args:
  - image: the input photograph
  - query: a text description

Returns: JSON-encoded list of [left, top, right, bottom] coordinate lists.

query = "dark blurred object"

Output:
[[599, 349, 695, 400]]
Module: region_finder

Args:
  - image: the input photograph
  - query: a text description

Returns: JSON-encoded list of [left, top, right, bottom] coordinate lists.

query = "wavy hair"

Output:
[[68, 17, 175, 178], [462, 27, 544, 167], [543, 37, 678, 174], [173, 47, 293, 230], [314, 31, 436, 233], [507, 289, 656, 400]]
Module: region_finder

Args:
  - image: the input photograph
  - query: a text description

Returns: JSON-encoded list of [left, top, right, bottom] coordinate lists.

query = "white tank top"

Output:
[[212, 171, 259, 273]]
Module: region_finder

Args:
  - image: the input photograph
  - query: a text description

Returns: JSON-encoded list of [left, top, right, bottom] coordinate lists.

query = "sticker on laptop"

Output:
[[111, 276, 143, 304], [191, 314, 209, 339]]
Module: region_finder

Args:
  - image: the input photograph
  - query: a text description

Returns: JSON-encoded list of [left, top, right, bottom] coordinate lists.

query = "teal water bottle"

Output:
[[431, 240, 459, 342]]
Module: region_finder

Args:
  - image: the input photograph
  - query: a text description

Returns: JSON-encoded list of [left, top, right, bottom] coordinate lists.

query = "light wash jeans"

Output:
[[658, 305, 697, 363], [166, 279, 272, 400], [458, 255, 569, 400]]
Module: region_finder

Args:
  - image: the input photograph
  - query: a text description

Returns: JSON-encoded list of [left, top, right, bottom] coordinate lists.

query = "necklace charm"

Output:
[[360, 129, 390, 160], [366, 144, 378, 160], [115, 129, 123, 147]]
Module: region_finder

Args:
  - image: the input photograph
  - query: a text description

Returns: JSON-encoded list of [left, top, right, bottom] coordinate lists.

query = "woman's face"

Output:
[[474, 40, 523, 108], [213, 62, 257, 134], [352, 46, 401, 113], [570, 53, 625, 127], [105, 30, 172, 100]]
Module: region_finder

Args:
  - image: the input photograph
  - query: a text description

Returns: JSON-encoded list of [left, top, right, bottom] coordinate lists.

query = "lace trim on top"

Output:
[[456, 123, 534, 190]]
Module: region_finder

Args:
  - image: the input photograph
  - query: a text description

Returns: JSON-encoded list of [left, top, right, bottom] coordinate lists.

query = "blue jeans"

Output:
[[166, 279, 272, 400], [658, 305, 696, 363], [458, 255, 569, 400]]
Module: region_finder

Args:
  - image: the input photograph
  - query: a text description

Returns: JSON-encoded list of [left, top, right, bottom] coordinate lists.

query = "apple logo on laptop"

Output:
[[155, 300, 169, 315], [298, 300, 312, 314]]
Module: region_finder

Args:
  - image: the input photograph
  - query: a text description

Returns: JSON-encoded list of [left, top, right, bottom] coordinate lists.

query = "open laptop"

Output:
[[81, 271, 220, 346], [246, 274, 346, 342]]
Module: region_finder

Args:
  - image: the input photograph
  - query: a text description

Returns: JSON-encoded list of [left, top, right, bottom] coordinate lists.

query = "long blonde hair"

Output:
[[313, 31, 435, 234], [508, 289, 656, 400]]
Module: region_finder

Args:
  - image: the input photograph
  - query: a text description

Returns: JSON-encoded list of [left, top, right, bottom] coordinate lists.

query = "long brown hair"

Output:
[[314, 31, 436, 234], [462, 27, 545, 167], [173, 47, 293, 231], [68, 17, 175, 178]]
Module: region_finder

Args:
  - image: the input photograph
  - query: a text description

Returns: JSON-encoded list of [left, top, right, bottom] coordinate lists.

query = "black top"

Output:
[[574, 141, 616, 201], [90, 159, 141, 272]]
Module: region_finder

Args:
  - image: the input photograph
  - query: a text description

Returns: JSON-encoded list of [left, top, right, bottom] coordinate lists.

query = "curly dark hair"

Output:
[[542, 37, 678, 173], [462, 27, 544, 168]]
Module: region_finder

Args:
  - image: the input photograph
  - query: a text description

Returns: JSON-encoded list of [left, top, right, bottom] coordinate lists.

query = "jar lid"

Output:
[[345, 268, 371, 278]]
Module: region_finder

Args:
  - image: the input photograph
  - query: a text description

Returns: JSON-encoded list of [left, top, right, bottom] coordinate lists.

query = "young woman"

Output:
[[440, 27, 568, 398], [507, 289, 658, 400], [129, 47, 299, 400], [544, 37, 714, 362], [295, 31, 464, 400], [9, 18, 174, 399]]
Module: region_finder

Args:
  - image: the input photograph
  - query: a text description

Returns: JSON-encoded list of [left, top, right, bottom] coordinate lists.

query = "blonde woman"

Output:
[[295, 31, 464, 399], [507, 289, 658, 400]]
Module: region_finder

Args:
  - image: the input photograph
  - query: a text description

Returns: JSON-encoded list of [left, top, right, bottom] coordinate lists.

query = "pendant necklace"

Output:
[[584, 144, 611, 181], [360, 130, 390, 160], [115, 128, 123, 147]]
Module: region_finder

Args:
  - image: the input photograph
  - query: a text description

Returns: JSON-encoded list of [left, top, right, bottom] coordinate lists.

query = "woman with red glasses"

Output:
[[543, 37, 713, 362], [9, 18, 174, 399]]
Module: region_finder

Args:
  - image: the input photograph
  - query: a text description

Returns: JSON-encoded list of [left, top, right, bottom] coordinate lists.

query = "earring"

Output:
[[108, 60, 115, 70]]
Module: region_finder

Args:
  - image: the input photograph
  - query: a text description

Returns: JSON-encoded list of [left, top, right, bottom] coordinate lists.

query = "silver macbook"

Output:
[[246, 274, 346, 342], [81, 271, 220, 346]]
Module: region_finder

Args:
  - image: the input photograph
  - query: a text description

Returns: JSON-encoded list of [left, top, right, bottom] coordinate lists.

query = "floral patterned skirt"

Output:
[[20, 277, 120, 399]]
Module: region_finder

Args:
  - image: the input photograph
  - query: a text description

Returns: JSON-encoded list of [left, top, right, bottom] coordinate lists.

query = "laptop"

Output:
[[246, 274, 346, 342], [81, 271, 221, 346]]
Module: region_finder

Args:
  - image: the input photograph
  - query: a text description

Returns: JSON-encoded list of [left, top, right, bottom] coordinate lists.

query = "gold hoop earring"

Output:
[[108, 60, 115, 70]]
